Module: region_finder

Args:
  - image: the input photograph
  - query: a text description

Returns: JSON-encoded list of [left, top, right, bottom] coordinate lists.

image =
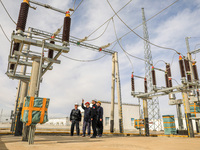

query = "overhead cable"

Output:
[[107, 0, 181, 55], [0, 0, 17, 25]]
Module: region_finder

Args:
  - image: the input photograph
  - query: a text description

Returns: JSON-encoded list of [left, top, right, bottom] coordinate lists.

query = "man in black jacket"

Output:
[[70, 103, 81, 136], [97, 101, 103, 137], [90, 100, 98, 138], [81, 99, 91, 137]]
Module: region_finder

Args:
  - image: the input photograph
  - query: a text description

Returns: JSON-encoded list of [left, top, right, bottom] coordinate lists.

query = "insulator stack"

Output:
[[165, 72, 169, 88], [192, 62, 199, 81], [144, 78, 147, 93], [151, 66, 156, 86], [12, 43, 20, 55], [184, 59, 190, 72], [131, 73, 135, 92], [166, 64, 172, 87], [179, 56, 186, 78], [16, 1, 29, 32], [10, 43, 20, 70], [48, 40, 55, 58], [62, 11, 71, 43], [184, 59, 192, 88]]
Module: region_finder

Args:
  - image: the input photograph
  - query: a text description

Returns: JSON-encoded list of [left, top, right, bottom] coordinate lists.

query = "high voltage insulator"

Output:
[[151, 66, 156, 87], [192, 62, 199, 81], [48, 40, 55, 59], [184, 59, 192, 83], [184, 59, 190, 72], [166, 63, 172, 87], [165, 71, 169, 88], [16, 0, 30, 32], [12, 43, 20, 56], [179, 55, 186, 78], [144, 78, 147, 93], [131, 73, 135, 92], [62, 11, 71, 44], [10, 43, 20, 70]]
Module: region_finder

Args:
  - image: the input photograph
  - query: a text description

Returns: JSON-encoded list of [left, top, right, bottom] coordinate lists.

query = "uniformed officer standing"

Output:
[[96, 101, 103, 137], [81, 99, 91, 137], [70, 103, 81, 136], [90, 100, 98, 138]]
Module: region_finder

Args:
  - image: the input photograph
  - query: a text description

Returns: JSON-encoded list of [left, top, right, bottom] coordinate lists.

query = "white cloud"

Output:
[[0, 0, 199, 120]]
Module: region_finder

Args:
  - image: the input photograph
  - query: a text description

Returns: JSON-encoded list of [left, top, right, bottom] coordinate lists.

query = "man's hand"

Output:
[[82, 99, 84, 103], [100, 119, 102, 121], [91, 118, 93, 121]]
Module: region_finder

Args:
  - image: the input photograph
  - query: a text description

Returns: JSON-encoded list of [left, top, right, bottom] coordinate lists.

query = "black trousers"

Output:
[[92, 118, 97, 137], [71, 120, 80, 136], [97, 120, 103, 135]]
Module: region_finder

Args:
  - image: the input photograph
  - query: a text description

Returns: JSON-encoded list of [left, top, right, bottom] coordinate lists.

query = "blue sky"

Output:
[[1, 0, 200, 119]]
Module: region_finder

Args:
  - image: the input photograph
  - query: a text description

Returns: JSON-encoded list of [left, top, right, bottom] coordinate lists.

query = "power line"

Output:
[[0, 24, 11, 42], [61, 54, 107, 62], [71, 0, 84, 16], [0, 0, 17, 25], [112, 18, 134, 72], [86, 19, 111, 41], [84, 0, 132, 41], [107, 0, 181, 55], [111, 0, 179, 44]]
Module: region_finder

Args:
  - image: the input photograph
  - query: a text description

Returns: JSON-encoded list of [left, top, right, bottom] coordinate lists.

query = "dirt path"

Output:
[[0, 135, 200, 150]]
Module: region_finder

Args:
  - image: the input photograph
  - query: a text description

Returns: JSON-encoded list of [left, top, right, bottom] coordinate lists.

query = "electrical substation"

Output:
[[0, 0, 200, 149]]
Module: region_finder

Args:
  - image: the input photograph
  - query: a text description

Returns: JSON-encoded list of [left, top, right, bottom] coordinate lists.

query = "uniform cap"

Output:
[[97, 101, 101, 104], [74, 103, 78, 106], [85, 102, 90, 105]]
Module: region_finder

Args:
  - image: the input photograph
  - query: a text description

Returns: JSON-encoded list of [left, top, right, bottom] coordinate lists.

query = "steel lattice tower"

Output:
[[142, 8, 162, 131]]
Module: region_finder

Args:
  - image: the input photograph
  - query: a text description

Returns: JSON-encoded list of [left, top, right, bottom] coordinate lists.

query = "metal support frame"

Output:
[[142, 8, 162, 131], [110, 53, 115, 133], [110, 52, 124, 133]]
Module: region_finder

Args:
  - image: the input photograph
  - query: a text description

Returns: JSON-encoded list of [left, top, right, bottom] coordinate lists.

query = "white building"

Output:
[[79, 101, 140, 132], [45, 101, 140, 132]]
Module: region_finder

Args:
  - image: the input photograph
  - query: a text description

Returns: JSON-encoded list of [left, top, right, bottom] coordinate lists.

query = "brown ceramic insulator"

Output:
[[152, 70, 156, 86], [62, 17, 71, 43], [179, 59, 186, 78], [165, 73, 169, 88], [10, 64, 15, 70], [187, 74, 192, 88], [168, 79, 172, 87], [16, 2, 29, 32], [166, 64, 171, 77], [131, 76, 135, 92], [12, 43, 20, 55], [144, 80, 147, 93], [184, 59, 190, 72], [192, 64, 199, 81], [48, 41, 55, 58]]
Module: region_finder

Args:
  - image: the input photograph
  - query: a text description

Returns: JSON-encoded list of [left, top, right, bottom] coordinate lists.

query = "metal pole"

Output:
[[35, 40, 45, 97], [15, 28, 32, 136], [22, 57, 40, 142], [114, 52, 124, 133], [138, 98, 141, 135], [29, 0, 66, 14], [182, 91, 194, 137], [11, 81, 21, 133], [143, 99, 149, 136], [110, 53, 115, 133], [176, 104, 184, 130], [185, 37, 198, 134]]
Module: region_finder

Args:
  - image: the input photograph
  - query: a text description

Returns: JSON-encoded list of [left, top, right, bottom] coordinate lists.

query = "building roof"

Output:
[[99, 100, 139, 106]]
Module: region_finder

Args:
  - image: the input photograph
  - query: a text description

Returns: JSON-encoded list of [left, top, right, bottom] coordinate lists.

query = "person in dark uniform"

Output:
[[96, 101, 103, 137], [81, 99, 91, 137], [90, 100, 98, 138], [70, 103, 81, 136]]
